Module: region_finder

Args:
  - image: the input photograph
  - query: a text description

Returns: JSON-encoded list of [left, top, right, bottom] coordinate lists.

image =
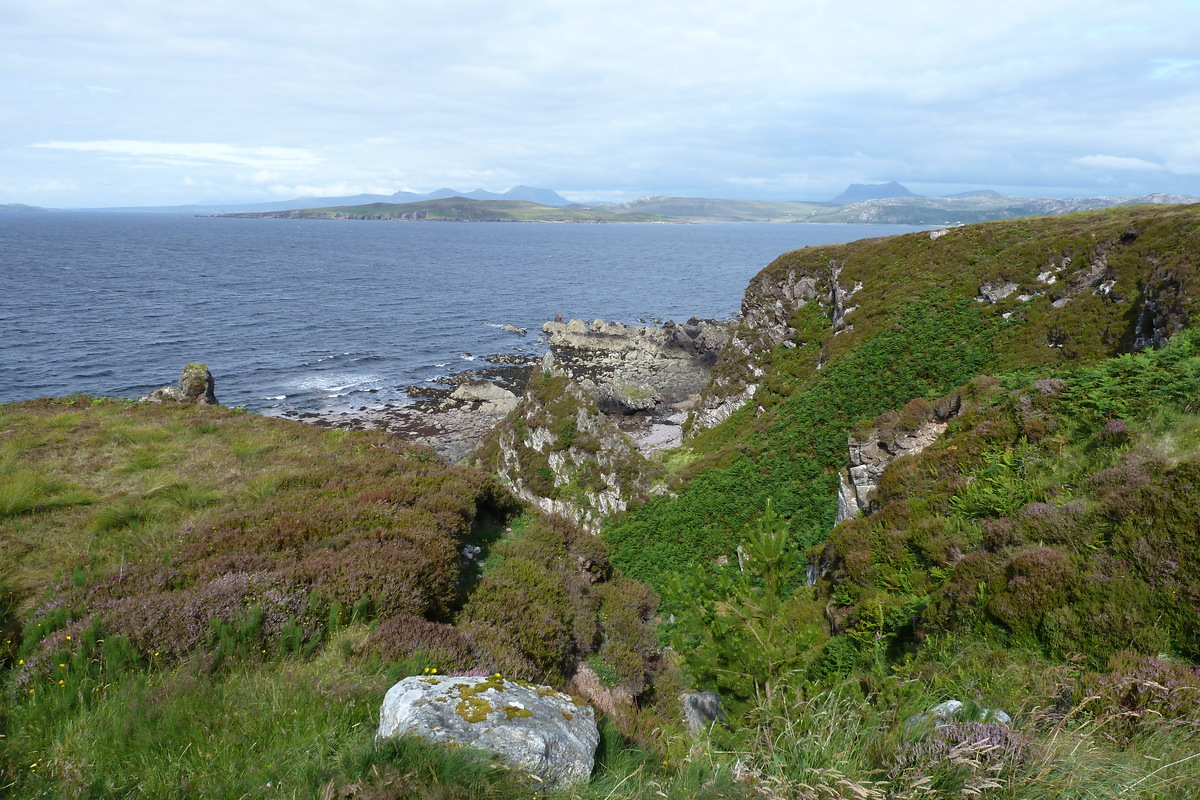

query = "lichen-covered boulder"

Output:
[[139, 362, 218, 404], [377, 674, 599, 788]]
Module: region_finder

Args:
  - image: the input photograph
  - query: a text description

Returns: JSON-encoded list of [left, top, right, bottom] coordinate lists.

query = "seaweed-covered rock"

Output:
[[377, 674, 598, 787]]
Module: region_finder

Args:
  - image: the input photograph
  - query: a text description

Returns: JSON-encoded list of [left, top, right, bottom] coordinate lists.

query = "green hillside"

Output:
[[4, 204, 1200, 798], [607, 205, 1200, 591]]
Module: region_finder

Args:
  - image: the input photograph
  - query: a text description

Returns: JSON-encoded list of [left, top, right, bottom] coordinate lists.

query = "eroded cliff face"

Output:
[[689, 212, 1200, 436], [835, 393, 965, 525], [541, 317, 728, 414], [691, 260, 858, 432], [473, 355, 658, 534]]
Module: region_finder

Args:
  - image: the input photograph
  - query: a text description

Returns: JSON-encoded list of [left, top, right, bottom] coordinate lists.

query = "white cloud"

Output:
[[7, 0, 1200, 205], [265, 182, 397, 198], [32, 141, 318, 170], [1072, 155, 1165, 171]]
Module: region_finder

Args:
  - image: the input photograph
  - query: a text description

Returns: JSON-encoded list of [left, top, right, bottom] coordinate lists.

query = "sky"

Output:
[[3, 0, 1199, 208]]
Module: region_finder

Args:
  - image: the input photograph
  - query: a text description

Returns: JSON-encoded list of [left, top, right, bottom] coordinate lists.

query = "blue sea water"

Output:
[[1, 214, 929, 415]]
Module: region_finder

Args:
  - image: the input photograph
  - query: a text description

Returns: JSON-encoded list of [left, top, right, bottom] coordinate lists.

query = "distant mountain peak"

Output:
[[831, 181, 916, 203]]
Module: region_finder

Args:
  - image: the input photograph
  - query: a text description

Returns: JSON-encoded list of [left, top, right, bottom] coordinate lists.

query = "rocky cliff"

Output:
[[541, 316, 728, 415], [690, 206, 1200, 435], [473, 354, 657, 534]]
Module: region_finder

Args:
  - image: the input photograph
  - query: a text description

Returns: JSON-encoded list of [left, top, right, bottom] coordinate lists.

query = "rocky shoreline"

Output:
[[282, 316, 731, 462]]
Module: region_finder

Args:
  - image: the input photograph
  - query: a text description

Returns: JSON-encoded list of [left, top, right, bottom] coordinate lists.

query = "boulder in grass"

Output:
[[377, 674, 598, 788], [140, 363, 218, 405], [680, 690, 724, 737], [905, 699, 1013, 730]]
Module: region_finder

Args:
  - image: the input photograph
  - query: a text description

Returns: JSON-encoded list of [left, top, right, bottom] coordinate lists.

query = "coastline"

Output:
[[279, 316, 723, 462]]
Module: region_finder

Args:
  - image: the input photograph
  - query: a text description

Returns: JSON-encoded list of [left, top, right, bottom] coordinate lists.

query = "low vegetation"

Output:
[[4, 205, 1199, 798]]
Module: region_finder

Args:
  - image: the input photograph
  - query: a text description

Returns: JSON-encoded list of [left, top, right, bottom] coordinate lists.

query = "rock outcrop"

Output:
[[836, 394, 963, 524], [690, 260, 857, 432], [473, 354, 656, 534], [680, 690, 724, 737], [377, 674, 598, 788], [139, 363, 218, 405], [450, 379, 519, 415], [542, 317, 728, 413]]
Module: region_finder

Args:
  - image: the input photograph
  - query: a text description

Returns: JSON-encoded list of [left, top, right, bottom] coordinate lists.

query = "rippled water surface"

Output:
[[1, 214, 927, 414]]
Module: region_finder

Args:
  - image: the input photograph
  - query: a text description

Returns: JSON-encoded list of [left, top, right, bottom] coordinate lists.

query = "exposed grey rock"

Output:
[[500, 324, 527, 336], [451, 379, 519, 415], [139, 363, 218, 405], [595, 380, 660, 415], [377, 675, 598, 788], [905, 699, 1012, 730], [1129, 266, 1187, 350], [691, 382, 758, 430], [475, 355, 653, 534], [680, 690, 724, 737], [541, 317, 728, 405], [975, 281, 1019, 303], [692, 259, 861, 435], [836, 417, 950, 524]]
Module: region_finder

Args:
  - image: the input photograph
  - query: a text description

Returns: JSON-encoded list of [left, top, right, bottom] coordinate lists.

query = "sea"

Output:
[[1, 214, 930, 416]]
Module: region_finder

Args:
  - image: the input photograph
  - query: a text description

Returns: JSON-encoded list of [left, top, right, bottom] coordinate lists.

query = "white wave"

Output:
[[283, 372, 383, 395]]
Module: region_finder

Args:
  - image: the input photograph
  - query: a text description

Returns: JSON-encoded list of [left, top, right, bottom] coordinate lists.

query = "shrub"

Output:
[[365, 613, 491, 674], [1082, 651, 1200, 742], [986, 547, 1075, 632]]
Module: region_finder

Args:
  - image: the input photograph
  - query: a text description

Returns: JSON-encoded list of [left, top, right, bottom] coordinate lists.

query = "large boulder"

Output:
[[450, 379, 519, 415], [139, 362, 218, 405], [377, 674, 599, 788]]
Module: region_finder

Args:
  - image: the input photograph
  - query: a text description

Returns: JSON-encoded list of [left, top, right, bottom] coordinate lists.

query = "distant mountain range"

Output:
[[6, 183, 1198, 224], [568, 184, 1198, 224], [48, 185, 571, 214]]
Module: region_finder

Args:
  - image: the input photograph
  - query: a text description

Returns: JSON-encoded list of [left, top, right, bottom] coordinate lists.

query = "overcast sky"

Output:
[[3, 0, 1199, 207]]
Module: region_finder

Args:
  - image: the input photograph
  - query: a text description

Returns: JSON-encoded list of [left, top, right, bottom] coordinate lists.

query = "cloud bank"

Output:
[[3, 0, 1198, 206]]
